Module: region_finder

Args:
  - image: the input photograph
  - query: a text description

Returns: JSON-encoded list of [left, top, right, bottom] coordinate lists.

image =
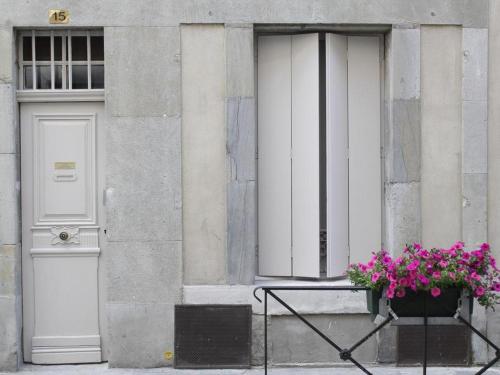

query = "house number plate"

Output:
[[48, 9, 70, 24]]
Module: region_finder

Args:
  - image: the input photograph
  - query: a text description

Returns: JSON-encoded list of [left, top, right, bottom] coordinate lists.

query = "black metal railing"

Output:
[[253, 286, 500, 375]]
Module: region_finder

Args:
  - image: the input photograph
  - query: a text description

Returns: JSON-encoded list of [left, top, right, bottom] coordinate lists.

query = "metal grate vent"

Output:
[[398, 325, 471, 365], [174, 304, 252, 369]]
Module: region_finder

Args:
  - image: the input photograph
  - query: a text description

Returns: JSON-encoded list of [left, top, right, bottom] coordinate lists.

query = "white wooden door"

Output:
[[257, 34, 320, 277], [21, 102, 106, 364], [325, 35, 382, 276]]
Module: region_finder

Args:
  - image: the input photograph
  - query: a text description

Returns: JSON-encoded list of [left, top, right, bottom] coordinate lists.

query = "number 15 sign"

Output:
[[49, 9, 70, 24]]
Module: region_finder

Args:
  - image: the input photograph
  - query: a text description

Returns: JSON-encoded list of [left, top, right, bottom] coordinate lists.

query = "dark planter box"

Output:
[[366, 288, 473, 317]]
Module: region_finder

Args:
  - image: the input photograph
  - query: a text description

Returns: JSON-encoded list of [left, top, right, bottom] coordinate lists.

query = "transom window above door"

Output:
[[18, 30, 104, 91]]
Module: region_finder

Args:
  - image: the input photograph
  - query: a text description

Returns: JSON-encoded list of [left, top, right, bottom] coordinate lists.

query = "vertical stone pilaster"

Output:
[[380, 25, 421, 364], [421, 25, 463, 248], [462, 27, 489, 364], [104, 26, 183, 368], [225, 24, 257, 285], [0, 25, 22, 372], [384, 26, 421, 257], [488, 0, 500, 363]]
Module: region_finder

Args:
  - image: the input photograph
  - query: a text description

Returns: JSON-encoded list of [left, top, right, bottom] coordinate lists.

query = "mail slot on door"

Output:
[[53, 162, 77, 182]]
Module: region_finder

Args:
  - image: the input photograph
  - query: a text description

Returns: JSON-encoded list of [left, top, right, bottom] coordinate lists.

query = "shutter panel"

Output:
[[347, 36, 382, 264], [325, 34, 350, 277], [257, 35, 292, 276], [291, 34, 320, 277]]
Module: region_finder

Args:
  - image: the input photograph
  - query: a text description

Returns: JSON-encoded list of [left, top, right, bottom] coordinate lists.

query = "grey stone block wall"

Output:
[[225, 25, 257, 285], [384, 26, 421, 256], [266, 315, 377, 365], [0, 23, 22, 372], [103, 26, 182, 368], [462, 27, 489, 364]]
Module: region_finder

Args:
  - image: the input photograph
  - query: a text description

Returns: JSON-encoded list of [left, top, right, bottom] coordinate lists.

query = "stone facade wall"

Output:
[[0, 0, 498, 370]]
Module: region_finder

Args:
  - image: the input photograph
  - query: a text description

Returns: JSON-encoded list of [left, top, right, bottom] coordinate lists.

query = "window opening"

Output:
[[18, 30, 104, 91]]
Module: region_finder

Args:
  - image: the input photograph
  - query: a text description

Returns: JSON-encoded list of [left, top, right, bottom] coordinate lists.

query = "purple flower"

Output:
[[417, 274, 429, 286], [371, 272, 381, 283], [407, 260, 419, 271]]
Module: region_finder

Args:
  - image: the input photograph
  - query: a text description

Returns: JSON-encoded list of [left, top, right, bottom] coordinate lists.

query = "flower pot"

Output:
[[366, 289, 382, 315], [366, 288, 473, 317]]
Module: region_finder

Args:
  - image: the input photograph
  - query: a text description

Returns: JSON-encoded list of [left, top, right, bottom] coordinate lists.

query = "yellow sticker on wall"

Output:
[[163, 351, 173, 360]]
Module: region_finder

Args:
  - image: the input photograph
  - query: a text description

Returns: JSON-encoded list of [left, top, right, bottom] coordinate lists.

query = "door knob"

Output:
[[59, 231, 69, 241]]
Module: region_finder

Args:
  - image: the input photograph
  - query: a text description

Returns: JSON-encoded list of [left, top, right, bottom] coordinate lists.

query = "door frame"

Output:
[[17, 91, 107, 363]]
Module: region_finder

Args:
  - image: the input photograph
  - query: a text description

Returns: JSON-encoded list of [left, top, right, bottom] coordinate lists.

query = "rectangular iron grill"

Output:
[[174, 304, 252, 369], [398, 325, 471, 365]]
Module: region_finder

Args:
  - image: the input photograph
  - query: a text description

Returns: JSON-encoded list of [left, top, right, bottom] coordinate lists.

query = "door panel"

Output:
[[21, 102, 105, 364], [347, 36, 382, 264], [257, 35, 293, 276], [291, 33, 320, 277], [325, 34, 349, 277]]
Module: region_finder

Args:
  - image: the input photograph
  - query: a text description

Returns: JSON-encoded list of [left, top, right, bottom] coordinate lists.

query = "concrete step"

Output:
[[2, 364, 500, 375]]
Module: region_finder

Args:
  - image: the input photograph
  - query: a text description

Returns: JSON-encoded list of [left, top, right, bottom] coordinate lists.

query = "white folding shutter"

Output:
[[325, 34, 350, 277], [257, 35, 293, 276], [347, 36, 382, 264], [291, 33, 320, 277]]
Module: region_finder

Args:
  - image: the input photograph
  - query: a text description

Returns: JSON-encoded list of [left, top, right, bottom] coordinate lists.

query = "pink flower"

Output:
[[474, 287, 486, 297], [448, 272, 456, 281], [470, 272, 481, 281], [371, 272, 381, 283], [410, 280, 417, 291], [418, 250, 430, 259], [367, 260, 375, 268], [399, 278, 409, 287], [439, 260, 448, 268], [407, 260, 419, 271], [417, 274, 429, 286], [396, 289, 406, 298], [432, 271, 441, 280], [430, 287, 441, 297], [386, 288, 395, 299], [492, 283, 500, 292], [481, 243, 490, 252], [462, 252, 471, 261], [382, 254, 392, 266]]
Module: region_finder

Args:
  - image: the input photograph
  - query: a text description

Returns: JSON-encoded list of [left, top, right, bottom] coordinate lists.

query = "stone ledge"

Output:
[[183, 282, 370, 316]]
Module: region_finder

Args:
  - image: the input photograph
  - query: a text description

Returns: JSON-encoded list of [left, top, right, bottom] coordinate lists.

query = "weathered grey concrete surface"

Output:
[[488, 0, 500, 360], [105, 116, 182, 242], [5, 364, 500, 375], [227, 97, 257, 285], [489, 0, 500, 267], [182, 24, 227, 285], [384, 27, 421, 257], [105, 27, 181, 117], [270, 315, 377, 365], [421, 25, 462, 248], [0, 22, 21, 372], [103, 25, 183, 368], [225, 24, 257, 285], [106, 303, 175, 368], [0, 0, 490, 27], [106, 241, 181, 304]]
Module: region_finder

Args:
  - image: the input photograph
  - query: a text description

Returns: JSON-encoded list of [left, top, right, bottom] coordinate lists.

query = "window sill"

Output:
[[17, 89, 105, 102], [183, 280, 369, 316]]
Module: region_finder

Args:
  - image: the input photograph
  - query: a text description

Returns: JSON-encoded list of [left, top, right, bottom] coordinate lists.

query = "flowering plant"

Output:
[[347, 242, 500, 309]]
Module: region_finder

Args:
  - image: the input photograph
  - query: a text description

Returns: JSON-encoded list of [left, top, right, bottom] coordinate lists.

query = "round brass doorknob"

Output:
[[59, 232, 69, 241]]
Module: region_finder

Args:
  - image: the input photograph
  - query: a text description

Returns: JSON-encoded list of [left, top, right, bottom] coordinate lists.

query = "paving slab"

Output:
[[2, 364, 500, 375]]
